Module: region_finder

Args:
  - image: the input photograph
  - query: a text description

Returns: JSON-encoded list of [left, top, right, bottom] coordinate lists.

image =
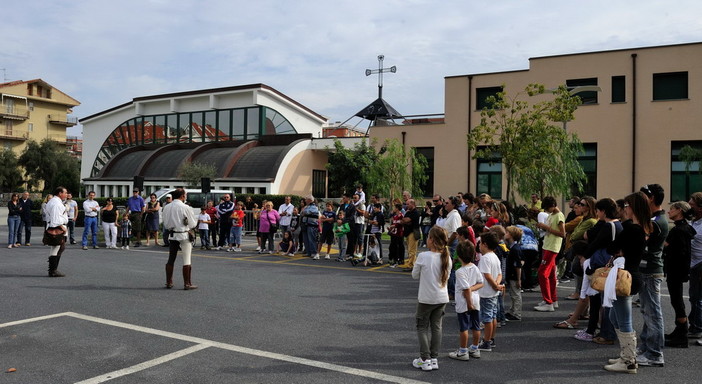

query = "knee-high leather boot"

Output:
[[165, 264, 174, 289], [183, 265, 198, 290], [48, 256, 65, 277]]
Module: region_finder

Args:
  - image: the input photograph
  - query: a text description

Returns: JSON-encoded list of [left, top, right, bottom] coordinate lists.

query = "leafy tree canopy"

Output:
[[467, 84, 586, 203], [177, 161, 217, 189], [0, 149, 23, 192], [18, 139, 80, 194]]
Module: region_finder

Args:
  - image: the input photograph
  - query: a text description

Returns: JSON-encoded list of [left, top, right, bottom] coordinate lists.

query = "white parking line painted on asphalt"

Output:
[[74, 344, 210, 384], [1, 312, 428, 384]]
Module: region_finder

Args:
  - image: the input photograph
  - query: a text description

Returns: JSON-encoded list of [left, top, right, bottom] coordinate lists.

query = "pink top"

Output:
[[258, 209, 280, 232]]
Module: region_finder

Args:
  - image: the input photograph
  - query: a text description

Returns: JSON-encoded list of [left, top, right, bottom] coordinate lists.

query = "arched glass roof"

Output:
[[91, 106, 296, 177]]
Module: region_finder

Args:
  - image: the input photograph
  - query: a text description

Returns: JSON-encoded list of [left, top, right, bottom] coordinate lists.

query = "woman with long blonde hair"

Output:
[[411, 226, 451, 371]]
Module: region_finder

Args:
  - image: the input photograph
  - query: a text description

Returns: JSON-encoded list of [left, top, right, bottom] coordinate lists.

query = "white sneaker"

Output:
[[324, 254, 330, 260], [313, 254, 320, 260], [430, 358, 438, 370], [120, 246, 124, 250], [412, 358, 432, 371], [269, 250, 274, 254], [226, 248, 233, 252], [125, 245, 129, 250], [255, 246, 261, 251], [449, 350, 469, 361], [553, 301, 559, 309], [534, 303, 555, 312], [287, 253, 295, 257], [234, 247, 242, 252], [469, 347, 481, 359]]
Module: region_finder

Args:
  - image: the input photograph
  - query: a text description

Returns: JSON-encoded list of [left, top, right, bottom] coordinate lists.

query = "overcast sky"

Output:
[[2, 0, 701, 136]]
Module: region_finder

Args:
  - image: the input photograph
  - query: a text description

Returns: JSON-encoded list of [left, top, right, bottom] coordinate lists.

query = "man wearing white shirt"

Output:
[[278, 196, 295, 233], [82, 191, 100, 250], [162, 188, 198, 290], [46, 187, 69, 277]]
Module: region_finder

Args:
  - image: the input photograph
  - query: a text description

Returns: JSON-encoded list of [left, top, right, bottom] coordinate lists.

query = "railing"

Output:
[[0, 103, 29, 119], [48, 114, 78, 126], [0, 129, 29, 140], [400, 113, 445, 125]]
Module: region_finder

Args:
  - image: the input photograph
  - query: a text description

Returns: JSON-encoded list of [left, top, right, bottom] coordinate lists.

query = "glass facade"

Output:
[[92, 106, 297, 177]]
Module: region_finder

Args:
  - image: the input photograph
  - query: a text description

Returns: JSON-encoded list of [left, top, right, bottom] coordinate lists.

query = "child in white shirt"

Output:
[[198, 207, 212, 250], [449, 240, 484, 361]]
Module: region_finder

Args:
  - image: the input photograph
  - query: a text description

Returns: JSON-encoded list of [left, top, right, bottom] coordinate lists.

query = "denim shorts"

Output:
[[479, 296, 499, 323], [457, 310, 481, 331]]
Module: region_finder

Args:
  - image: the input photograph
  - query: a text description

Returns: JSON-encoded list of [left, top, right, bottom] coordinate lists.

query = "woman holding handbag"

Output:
[[604, 192, 651, 374], [258, 201, 280, 254]]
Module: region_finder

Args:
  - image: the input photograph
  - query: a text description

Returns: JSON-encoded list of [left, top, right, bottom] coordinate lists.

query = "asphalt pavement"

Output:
[[1, 227, 701, 383]]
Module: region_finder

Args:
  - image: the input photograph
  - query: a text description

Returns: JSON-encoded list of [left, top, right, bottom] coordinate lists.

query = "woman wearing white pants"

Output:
[[101, 198, 119, 249]]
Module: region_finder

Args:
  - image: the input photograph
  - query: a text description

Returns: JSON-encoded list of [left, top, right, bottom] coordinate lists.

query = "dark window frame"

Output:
[[653, 72, 688, 101], [475, 86, 503, 110]]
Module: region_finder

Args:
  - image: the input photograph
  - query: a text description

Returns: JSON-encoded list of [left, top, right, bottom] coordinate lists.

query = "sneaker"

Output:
[[468, 347, 481, 359], [430, 358, 438, 370], [312, 254, 320, 260], [120, 246, 125, 250], [697, 340, 702, 346], [490, 339, 496, 348], [125, 245, 129, 250], [201, 246, 206, 250], [255, 246, 261, 251], [389, 263, 397, 268], [269, 250, 274, 254], [574, 331, 593, 342], [82, 246, 88, 250], [688, 331, 702, 339], [505, 313, 521, 321], [635, 354, 664, 367], [477, 340, 492, 352], [324, 254, 330, 260], [93, 245, 99, 249], [24, 243, 30, 246], [235, 248, 242, 252], [554, 301, 559, 308], [287, 253, 295, 257], [226, 248, 233, 252], [215, 246, 222, 250], [448, 349, 470, 361], [412, 358, 432, 371], [534, 303, 555, 312]]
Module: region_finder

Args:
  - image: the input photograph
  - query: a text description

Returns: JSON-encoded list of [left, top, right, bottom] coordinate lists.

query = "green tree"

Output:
[[325, 139, 378, 196], [0, 149, 23, 192], [177, 161, 217, 188], [680, 145, 702, 174], [467, 84, 586, 204], [18, 139, 80, 193], [366, 139, 428, 201]]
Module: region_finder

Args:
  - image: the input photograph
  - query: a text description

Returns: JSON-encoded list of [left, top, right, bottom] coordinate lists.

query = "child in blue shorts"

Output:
[[477, 232, 504, 351], [449, 240, 484, 360]]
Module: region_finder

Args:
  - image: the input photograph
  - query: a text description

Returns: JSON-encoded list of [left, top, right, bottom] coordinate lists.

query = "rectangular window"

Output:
[[28, 123, 33, 132], [475, 86, 503, 110], [234, 187, 242, 194], [671, 141, 702, 202], [259, 187, 267, 194], [28, 102, 34, 111], [653, 72, 688, 100], [566, 78, 598, 104], [312, 169, 327, 198], [611, 76, 625, 103], [476, 148, 502, 199], [414, 147, 434, 197], [572, 143, 597, 197], [246, 187, 255, 194]]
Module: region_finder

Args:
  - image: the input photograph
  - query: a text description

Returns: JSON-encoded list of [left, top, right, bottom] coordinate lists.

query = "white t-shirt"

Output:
[[412, 250, 451, 304], [478, 251, 502, 298], [198, 213, 211, 230], [455, 263, 483, 313], [537, 211, 549, 238], [443, 209, 462, 236], [278, 203, 294, 226], [354, 203, 366, 225]]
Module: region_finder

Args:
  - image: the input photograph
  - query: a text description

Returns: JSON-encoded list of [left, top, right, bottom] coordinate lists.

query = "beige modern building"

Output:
[[0, 79, 80, 154], [370, 42, 702, 203]]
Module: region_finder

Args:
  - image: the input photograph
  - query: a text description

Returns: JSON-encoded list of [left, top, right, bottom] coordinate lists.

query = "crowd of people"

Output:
[[5, 183, 702, 375]]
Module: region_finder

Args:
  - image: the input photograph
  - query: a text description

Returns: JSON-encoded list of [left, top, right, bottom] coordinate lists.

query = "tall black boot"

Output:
[[665, 320, 689, 348], [165, 264, 174, 289], [48, 256, 65, 277]]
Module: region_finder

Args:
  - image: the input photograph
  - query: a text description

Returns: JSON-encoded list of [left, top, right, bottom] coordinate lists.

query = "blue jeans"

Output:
[[82, 216, 99, 247], [304, 225, 319, 256], [609, 295, 634, 332], [229, 226, 242, 246], [689, 263, 702, 333], [600, 307, 616, 340], [639, 274, 665, 359], [199, 229, 209, 247], [18, 217, 31, 244], [7, 216, 20, 245]]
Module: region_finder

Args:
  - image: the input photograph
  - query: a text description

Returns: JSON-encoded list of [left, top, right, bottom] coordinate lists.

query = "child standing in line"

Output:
[[198, 206, 212, 250], [504, 226, 524, 321], [489, 225, 509, 327], [477, 232, 504, 352], [388, 203, 405, 268], [118, 213, 132, 250], [228, 201, 245, 252], [333, 211, 350, 262], [411, 226, 452, 372], [449, 240, 484, 361]]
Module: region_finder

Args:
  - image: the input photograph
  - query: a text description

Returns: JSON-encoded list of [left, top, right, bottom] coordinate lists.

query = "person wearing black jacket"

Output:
[[18, 191, 33, 246], [663, 201, 697, 348]]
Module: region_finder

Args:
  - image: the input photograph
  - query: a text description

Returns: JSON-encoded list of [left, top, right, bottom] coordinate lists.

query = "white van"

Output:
[[153, 188, 235, 213]]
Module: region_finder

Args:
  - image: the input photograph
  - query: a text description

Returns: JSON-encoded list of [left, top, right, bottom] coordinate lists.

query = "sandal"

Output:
[[553, 320, 576, 329], [568, 312, 590, 321]]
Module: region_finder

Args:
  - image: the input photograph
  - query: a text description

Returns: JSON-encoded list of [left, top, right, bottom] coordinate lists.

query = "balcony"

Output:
[[0, 104, 29, 120], [48, 133, 68, 144], [0, 129, 29, 141], [49, 114, 78, 126]]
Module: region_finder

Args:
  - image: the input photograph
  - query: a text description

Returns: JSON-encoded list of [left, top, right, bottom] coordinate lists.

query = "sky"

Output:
[[2, 0, 701, 137]]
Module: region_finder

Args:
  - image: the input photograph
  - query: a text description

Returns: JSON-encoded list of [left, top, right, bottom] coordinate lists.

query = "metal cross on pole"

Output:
[[365, 55, 396, 99]]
